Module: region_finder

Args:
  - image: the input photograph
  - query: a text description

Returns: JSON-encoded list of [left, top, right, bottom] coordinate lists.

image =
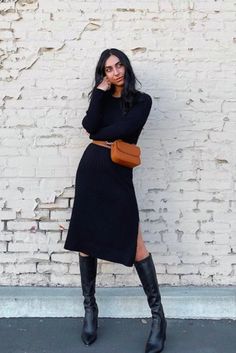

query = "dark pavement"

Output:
[[0, 318, 235, 353]]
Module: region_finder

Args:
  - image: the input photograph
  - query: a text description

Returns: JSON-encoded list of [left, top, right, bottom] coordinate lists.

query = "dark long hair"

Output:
[[89, 48, 141, 114]]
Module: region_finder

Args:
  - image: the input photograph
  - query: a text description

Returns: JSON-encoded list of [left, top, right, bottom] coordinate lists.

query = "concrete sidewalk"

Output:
[[1, 286, 236, 319], [1, 318, 235, 353]]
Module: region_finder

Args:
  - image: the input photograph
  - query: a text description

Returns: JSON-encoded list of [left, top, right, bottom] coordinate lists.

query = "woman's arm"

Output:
[[90, 94, 152, 141], [82, 88, 106, 134]]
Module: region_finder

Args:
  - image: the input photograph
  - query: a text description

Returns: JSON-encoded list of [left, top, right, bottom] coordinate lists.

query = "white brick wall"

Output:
[[0, 0, 236, 286]]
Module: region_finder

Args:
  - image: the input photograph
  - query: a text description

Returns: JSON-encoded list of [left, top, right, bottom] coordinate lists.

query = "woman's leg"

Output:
[[134, 223, 167, 353], [135, 223, 149, 261], [79, 252, 98, 345], [80, 252, 89, 257]]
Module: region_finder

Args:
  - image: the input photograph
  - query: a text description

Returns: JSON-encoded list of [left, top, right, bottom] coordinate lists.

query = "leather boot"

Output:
[[79, 254, 98, 345], [134, 253, 167, 353]]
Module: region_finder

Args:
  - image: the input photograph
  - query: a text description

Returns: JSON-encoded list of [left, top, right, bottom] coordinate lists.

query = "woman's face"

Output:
[[104, 55, 125, 87]]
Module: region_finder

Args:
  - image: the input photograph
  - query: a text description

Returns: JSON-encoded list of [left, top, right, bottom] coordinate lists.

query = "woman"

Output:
[[64, 48, 167, 353]]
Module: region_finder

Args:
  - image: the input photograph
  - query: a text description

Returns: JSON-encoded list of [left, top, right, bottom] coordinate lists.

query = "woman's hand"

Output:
[[97, 76, 111, 91]]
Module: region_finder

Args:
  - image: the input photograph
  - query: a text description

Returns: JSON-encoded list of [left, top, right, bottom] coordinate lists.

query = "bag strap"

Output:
[[92, 140, 112, 149]]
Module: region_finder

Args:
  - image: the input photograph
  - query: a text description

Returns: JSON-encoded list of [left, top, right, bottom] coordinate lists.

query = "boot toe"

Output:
[[145, 317, 166, 353], [81, 332, 97, 345]]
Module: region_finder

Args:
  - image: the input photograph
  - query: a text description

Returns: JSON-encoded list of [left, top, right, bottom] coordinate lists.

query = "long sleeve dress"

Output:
[[64, 88, 152, 266]]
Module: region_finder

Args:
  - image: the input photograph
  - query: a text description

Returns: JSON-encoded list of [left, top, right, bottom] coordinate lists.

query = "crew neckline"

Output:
[[111, 95, 121, 99]]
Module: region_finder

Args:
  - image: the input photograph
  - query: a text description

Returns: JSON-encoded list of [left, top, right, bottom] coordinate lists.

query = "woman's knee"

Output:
[[135, 225, 149, 261], [79, 252, 89, 257], [135, 247, 149, 262]]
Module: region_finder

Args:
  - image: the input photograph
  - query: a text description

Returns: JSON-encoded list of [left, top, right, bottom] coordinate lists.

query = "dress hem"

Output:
[[64, 238, 137, 268]]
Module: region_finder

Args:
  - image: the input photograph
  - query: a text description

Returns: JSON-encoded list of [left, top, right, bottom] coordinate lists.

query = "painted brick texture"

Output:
[[0, 0, 236, 287]]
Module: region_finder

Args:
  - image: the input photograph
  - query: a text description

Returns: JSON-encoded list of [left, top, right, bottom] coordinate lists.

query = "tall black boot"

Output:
[[134, 253, 167, 353], [79, 254, 98, 345]]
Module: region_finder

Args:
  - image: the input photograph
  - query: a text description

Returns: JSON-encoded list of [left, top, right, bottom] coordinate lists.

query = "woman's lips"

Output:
[[116, 77, 124, 82]]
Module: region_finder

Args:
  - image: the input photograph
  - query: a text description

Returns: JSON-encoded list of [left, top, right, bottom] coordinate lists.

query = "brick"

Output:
[[180, 275, 213, 286], [2, 168, 20, 177], [0, 222, 4, 232], [167, 264, 198, 275], [37, 262, 68, 274], [33, 209, 50, 220], [181, 255, 212, 264], [96, 274, 116, 287], [68, 264, 80, 275], [200, 222, 231, 233], [40, 242, 65, 254], [157, 274, 180, 286], [167, 241, 206, 255], [0, 265, 3, 274], [35, 168, 56, 177], [7, 156, 38, 167], [4, 263, 37, 274], [45, 232, 61, 243], [155, 255, 181, 266], [37, 203, 64, 210], [7, 221, 38, 231], [101, 263, 134, 275], [213, 275, 236, 285], [61, 230, 68, 242], [114, 274, 141, 286], [0, 232, 13, 241], [5, 117, 35, 128], [8, 243, 39, 252], [12, 231, 46, 243], [18, 274, 49, 286], [50, 274, 80, 286], [0, 274, 19, 286], [0, 242, 7, 252], [59, 188, 75, 198], [39, 221, 63, 231], [0, 253, 19, 263], [197, 232, 231, 244], [20, 253, 50, 263], [50, 209, 72, 221], [36, 135, 66, 147], [0, 210, 16, 220], [199, 264, 232, 276], [197, 201, 229, 213], [211, 254, 236, 266], [203, 244, 231, 256], [54, 199, 69, 208], [51, 252, 79, 264], [174, 221, 200, 235]]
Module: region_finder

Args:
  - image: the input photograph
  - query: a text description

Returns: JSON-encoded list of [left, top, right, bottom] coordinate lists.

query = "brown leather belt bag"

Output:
[[92, 139, 141, 168]]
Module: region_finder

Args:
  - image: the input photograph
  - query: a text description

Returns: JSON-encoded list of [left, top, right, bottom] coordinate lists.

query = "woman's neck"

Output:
[[113, 86, 123, 97]]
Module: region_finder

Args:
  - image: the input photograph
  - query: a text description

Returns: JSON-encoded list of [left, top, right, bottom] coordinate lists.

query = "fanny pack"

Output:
[[92, 139, 141, 168]]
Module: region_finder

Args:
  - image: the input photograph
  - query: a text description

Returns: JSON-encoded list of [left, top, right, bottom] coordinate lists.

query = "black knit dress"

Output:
[[64, 88, 152, 266]]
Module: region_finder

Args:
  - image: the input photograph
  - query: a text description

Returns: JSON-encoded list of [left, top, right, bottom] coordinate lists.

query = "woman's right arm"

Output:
[[81, 88, 106, 134], [82, 77, 111, 134]]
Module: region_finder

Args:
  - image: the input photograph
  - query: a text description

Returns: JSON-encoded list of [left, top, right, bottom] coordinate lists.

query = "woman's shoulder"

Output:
[[134, 90, 152, 105]]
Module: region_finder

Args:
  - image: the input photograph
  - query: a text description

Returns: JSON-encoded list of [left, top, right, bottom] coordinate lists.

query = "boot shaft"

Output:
[[134, 253, 163, 318], [79, 255, 99, 346], [79, 255, 97, 300]]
